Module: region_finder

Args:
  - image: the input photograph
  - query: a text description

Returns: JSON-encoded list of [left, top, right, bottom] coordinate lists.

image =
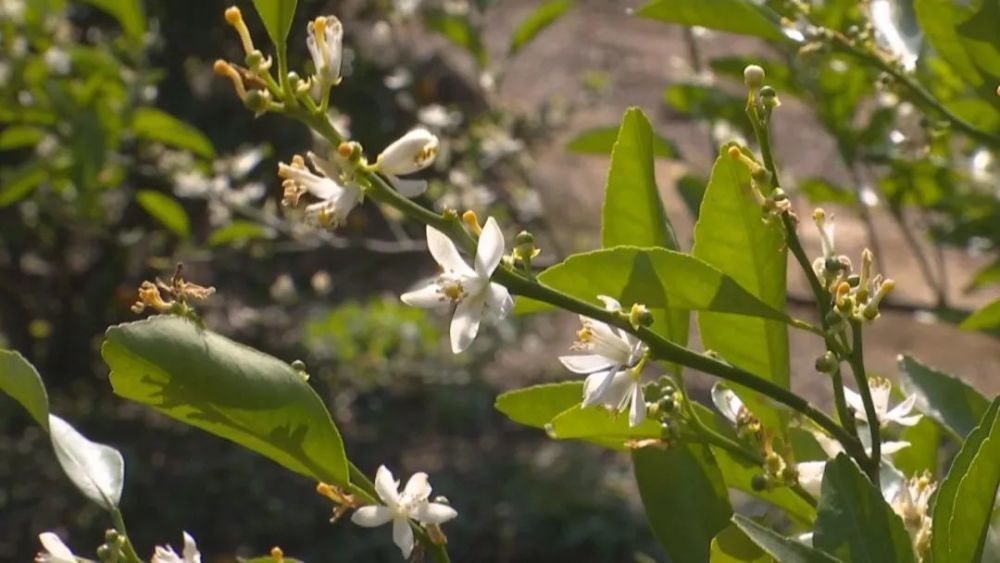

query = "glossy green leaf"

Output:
[[966, 258, 1000, 291], [960, 297, 1000, 331], [813, 454, 915, 562], [898, 355, 989, 439], [637, 0, 788, 42], [101, 316, 349, 487], [132, 108, 214, 158], [425, 13, 487, 66], [547, 404, 661, 445], [515, 247, 789, 324], [732, 515, 839, 563], [634, 444, 732, 563], [567, 125, 679, 159], [208, 220, 271, 246], [494, 381, 582, 429], [0, 125, 46, 150], [711, 524, 772, 563], [931, 397, 1000, 563], [0, 350, 50, 429], [693, 146, 789, 432], [49, 414, 125, 510], [509, 0, 573, 55], [1, 350, 124, 510], [251, 0, 298, 52], [136, 190, 190, 238], [79, 0, 146, 39], [892, 416, 941, 477], [602, 108, 678, 250]]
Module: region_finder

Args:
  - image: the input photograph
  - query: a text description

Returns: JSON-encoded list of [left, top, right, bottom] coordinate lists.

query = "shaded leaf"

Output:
[[677, 173, 707, 220], [0, 161, 47, 207], [509, 0, 573, 55], [251, 0, 298, 52], [892, 416, 941, 477], [49, 414, 125, 510], [136, 190, 190, 238], [425, 12, 487, 66], [209, 220, 271, 246], [0, 350, 50, 429], [0, 125, 46, 150], [79, 0, 145, 39], [960, 297, 1000, 331], [101, 316, 349, 487], [798, 177, 856, 205], [494, 381, 582, 429], [638, 0, 789, 42], [813, 454, 915, 562], [733, 515, 839, 563], [966, 258, 1000, 291], [931, 397, 1000, 563], [898, 355, 989, 439], [132, 108, 214, 158], [634, 444, 732, 562]]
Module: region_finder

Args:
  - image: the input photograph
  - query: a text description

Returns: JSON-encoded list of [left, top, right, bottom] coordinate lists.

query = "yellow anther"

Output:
[[337, 142, 352, 158], [270, 546, 284, 562], [224, 6, 255, 55], [813, 208, 826, 223], [462, 210, 482, 235], [727, 146, 742, 160], [213, 60, 248, 100]]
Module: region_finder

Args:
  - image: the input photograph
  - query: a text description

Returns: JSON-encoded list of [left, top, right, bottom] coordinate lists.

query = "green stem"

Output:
[[846, 319, 880, 483], [110, 508, 143, 563], [830, 365, 858, 440], [830, 34, 1000, 149]]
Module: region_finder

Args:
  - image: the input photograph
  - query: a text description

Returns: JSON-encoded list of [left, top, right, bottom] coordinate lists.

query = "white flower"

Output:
[[559, 296, 648, 426], [374, 128, 440, 197], [307, 15, 343, 87], [278, 153, 362, 228], [151, 531, 201, 563], [401, 217, 512, 353], [351, 465, 458, 558], [711, 384, 748, 425], [43, 47, 71, 75], [35, 533, 75, 563], [844, 377, 921, 429], [796, 431, 912, 496]]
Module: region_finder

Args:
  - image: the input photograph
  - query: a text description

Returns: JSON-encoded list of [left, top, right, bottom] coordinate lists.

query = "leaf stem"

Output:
[[110, 508, 143, 563], [846, 319, 880, 483]]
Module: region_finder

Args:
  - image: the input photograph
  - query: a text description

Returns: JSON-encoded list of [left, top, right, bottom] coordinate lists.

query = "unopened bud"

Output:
[[760, 86, 781, 109], [751, 474, 769, 491], [824, 310, 845, 328], [743, 64, 765, 89], [514, 231, 534, 247], [96, 545, 114, 562], [629, 303, 654, 328], [815, 351, 838, 373], [244, 89, 271, 114], [847, 274, 861, 287], [104, 529, 121, 545]]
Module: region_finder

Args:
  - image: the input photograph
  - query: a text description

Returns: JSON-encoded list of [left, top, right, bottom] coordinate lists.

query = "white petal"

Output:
[[891, 414, 923, 427], [880, 440, 911, 455], [629, 384, 647, 427], [474, 217, 505, 277], [152, 546, 182, 563], [870, 380, 892, 416], [486, 283, 513, 319], [388, 174, 427, 198], [413, 502, 458, 524], [559, 354, 615, 374], [601, 371, 634, 412], [351, 505, 393, 527], [374, 465, 400, 506], [885, 394, 919, 425], [181, 532, 200, 563], [377, 128, 439, 176], [711, 384, 744, 425], [392, 518, 415, 558], [38, 533, 74, 561], [843, 386, 867, 421], [796, 461, 827, 497], [581, 369, 615, 407], [401, 283, 445, 309], [450, 295, 484, 353], [426, 226, 474, 275], [596, 295, 622, 312], [402, 472, 431, 502]]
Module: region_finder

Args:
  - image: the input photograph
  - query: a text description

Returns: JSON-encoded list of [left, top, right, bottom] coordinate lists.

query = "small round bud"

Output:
[[514, 231, 534, 246], [246, 50, 265, 69], [759, 86, 777, 99], [658, 395, 675, 414], [815, 351, 838, 374], [287, 71, 303, 87], [243, 89, 270, 113], [824, 310, 844, 327], [847, 274, 861, 287], [433, 495, 451, 505], [291, 360, 306, 371], [824, 257, 843, 273], [96, 545, 114, 562], [104, 529, 121, 545], [772, 188, 788, 202], [743, 64, 766, 89], [751, 474, 769, 492]]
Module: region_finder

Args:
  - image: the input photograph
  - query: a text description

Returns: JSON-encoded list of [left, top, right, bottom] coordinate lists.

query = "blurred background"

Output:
[[1, 0, 998, 561]]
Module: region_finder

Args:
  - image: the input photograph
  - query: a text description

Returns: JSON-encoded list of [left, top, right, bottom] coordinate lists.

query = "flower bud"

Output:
[[307, 15, 344, 87], [629, 303, 654, 329], [751, 474, 769, 492], [243, 89, 271, 115], [96, 544, 114, 562], [375, 128, 439, 175], [815, 351, 838, 374], [104, 529, 121, 545], [744, 64, 765, 89]]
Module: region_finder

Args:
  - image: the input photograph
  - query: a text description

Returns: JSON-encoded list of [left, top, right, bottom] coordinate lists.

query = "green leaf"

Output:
[[0, 161, 47, 207], [0, 350, 124, 510], [49, 414, 125, 511], [960, 297, 1000, 331], [892, 416, 941, 477], [567, 125, 679, 159], [602, 108, 678, 250], [0, 350, 50, 430], [931, 397, 1000, 563], [813, 454, 915, 563], [0, 125, 46, 150], [677, 173, 707, 220], [514, 247, 790, 324], [132, 108, 215, 158], [101, 316, 350, 487], [693, 146, 789, 431], [136, 190, 191, 239], [79, 0, 146, 39], [898, 355, 989, 439], [797, 177, 856, 206], [966, 258, 1000, 291], [637, 0, 789, 42], [425, 13, 487, 66], [732, 515, 840, 563], [711, 524, 773, 563], [509, 0, 573, 55], [251, 0, 298, 52], [634, 445, 732, 562], [208, 220, 271, 246], [494, 381, 582, 429], [548, 404, 661, 447]]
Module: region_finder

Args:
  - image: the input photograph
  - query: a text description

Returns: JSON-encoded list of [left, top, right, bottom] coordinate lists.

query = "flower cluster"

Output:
[[36, 531, 201, 563], [811, 208, 896, 323]]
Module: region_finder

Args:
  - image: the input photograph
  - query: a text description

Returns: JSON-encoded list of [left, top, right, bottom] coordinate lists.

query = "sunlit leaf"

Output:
[[509, 0, 573, 55], [49, 414, 125, 510], [733, 515, 839, 562], [102, 316, 349, 487], [960, 297, 1000, 331], [136, 190, 190, 239], [251, 0, 298, 52], [0, 349, 50, 430], [711, 524, 772, 563], [132, 108, 215, 158], [898, 355, 989, 439], [567, 126, 679, 159], [634, 444, 732, 562], [892, 416, 941, 477], [0, 125, 46, 150], [548, 404, 661, 445], [931, 397, 1000, 563], [495, 381, 582, 429], [638, 0, 789, 42]]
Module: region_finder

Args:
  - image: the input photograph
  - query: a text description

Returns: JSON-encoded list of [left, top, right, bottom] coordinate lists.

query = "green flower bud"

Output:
[[243, 89, 271, 114], [743, 64, 766, 89], [847, 274, 861, 287], [292, 360, 307, 371], [104, 529, 121, 545], [96, 544, 114, 562], [815, 351, 838, 374], [751, 474, 769, 492], [514, 231, 534, 246]]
